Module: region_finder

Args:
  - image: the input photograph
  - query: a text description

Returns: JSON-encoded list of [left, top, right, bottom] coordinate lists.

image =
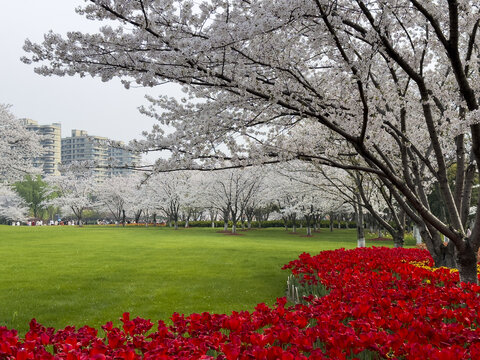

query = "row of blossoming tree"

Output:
[[38, 164, 351, 234], [0, 106, 394, 241]]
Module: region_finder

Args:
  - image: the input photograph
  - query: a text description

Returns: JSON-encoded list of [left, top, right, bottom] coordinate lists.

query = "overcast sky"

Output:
[[0, 1, 182, 163]]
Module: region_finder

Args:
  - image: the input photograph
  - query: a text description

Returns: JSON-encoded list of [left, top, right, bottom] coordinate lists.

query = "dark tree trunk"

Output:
[[456, 237, 478, 284], [393, 233, 404, 248], [305, 215, 312, 236], [443, 241, 457, 269], [421, 225, 457, 268], [122, 209, 126, 227], [291, 215, 297, 233], [135, 210, 142, 224], [230, 208, 238, 233], [173, 214, 179, 230], [223, 208, 229, 231]]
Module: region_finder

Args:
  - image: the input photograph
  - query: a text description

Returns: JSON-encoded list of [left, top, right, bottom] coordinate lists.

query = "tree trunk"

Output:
[[356, 205, 365, 248], [223, 209, 229, 231], [122, 209, 126, 227], [232, 222, 237, 234], [393, 233, 404, 248], [135, 210, 142, 224], [443, 241, 457, 268], [421, 225, 457, 268], [461, 162, 476, 227], [305, 215, 312, 236], [456, 238, 478, 284], [413, 225, 422, 245]]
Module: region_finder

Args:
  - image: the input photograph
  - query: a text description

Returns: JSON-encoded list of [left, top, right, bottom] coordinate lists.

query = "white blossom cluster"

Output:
[[0, 184, 28, 222], [0, 104, 43, 183]]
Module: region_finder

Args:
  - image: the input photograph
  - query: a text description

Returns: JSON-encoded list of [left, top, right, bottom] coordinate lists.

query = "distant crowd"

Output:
[[11, 220, 80, 226]]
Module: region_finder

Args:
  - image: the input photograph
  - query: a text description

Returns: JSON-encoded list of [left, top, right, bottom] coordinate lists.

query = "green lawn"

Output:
[[0, 225, 408, 334]]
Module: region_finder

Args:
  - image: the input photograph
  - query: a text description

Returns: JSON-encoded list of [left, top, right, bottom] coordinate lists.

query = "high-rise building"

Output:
[[61, 129, 141, 178], [22, 119, 62, 176], [107, 145, 142, 177]]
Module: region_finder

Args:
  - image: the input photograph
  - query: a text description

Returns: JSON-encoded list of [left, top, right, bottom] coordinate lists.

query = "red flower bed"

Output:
[[2, 247, 480, 359]]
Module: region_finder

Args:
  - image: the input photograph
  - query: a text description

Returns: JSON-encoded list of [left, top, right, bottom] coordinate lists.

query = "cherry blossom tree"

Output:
[[123, 173, 159, 225], [179, 172, 206, 227], [43, 165, 97, 226], [314, 165, 409, 248], [95, 174, 140, 225], [202, 170, 230, 232], [202, 168, 262, 233], [275, 163, 349, 237], [23, 1, 480, 283], [243, 181, 270, 229], [0, 184, 28, 223], [193, 174, 220, 227], [0, 104, 42, 183], [148, 172, 192, 229], [267, 173, 306, 233]]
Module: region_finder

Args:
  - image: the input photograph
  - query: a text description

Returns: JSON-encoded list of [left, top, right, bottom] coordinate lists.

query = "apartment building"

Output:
[[61, 129, 141, 178], [22, 119, 62, 176]]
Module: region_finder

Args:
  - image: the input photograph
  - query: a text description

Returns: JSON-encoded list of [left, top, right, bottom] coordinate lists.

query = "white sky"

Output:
[[0, 1, 183, 164]]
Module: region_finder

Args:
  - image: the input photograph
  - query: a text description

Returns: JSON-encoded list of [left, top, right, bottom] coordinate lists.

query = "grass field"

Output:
[[0, 225, 410, 334]]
